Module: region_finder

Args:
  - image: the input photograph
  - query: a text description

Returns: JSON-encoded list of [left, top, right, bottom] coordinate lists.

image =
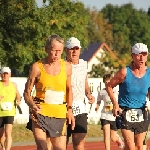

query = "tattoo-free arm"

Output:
[[23, 63, 40, 108]]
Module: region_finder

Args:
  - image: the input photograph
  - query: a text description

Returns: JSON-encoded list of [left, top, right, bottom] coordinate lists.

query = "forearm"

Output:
[[85, 84, 91, 95], [106, 85, 118, 105], [23, 92, 35, 108], [66, 88, 73, 107]]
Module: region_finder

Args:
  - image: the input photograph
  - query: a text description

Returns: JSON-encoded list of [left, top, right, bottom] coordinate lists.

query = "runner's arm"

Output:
[[66, 62, 73, 108], [106, 68, 126, 105], [95, 92, 102, 111], [13, 82, 21, 105], [85, 75, 95, 104], [23, 62, 40, 108]]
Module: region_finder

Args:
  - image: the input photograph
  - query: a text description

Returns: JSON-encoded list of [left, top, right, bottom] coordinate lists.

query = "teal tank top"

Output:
[[118, 66, 150, 108]]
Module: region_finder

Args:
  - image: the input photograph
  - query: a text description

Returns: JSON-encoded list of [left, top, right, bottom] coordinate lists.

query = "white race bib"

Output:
[[126, 109, 144, 122], [72, 101, 86, 116], [44, 90, 65, 104], [105, 100, 113, 106], [1, 102, 13, 111]]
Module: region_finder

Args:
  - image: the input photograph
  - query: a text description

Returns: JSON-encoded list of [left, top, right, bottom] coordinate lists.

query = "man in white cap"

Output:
[[106, 43, 150, 150], [0, 67, 21, 150], [65, 37, 95, 150]]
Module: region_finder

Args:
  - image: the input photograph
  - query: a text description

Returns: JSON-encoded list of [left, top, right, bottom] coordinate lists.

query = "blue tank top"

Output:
[[118, 66, 150, 108]]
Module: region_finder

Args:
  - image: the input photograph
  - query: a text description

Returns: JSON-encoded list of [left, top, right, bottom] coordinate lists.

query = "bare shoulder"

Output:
[[29, 62, 40, 76], [12, 82, 17, 89], [111, 67, 127, 84], [115, 67, 126, 79], [65, 62, 72, 76]]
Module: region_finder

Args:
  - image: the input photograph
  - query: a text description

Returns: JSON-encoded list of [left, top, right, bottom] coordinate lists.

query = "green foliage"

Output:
[[89, 3, 150, 77], [0, 0, 90, 76]]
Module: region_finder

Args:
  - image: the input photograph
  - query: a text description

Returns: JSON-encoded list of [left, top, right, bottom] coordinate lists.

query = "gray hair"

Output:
[[45, 34, 64, 50]]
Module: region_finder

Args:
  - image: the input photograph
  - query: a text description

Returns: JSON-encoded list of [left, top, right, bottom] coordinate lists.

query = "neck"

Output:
[[2, 81, 9, 86], [67, 58, 79, 65], [46, 57, 60, 66], [132, 62, 146, 70]]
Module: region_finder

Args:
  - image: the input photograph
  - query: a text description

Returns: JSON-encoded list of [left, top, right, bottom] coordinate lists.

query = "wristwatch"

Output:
[[86, 92, 92, 96], [67, 106, 72, 110]]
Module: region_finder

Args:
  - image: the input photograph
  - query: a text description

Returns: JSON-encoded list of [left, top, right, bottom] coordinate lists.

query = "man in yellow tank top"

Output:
[[0, 67, 21, 150], [24, 34, 75, 150]]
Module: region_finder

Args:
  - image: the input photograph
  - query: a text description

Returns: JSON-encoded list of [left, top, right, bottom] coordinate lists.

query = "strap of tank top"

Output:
[[61, 59, 66, 73], [37, 60, 45, 73]]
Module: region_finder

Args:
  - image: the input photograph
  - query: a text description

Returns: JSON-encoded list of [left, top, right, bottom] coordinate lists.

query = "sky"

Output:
[[36, 0, 150, 11]]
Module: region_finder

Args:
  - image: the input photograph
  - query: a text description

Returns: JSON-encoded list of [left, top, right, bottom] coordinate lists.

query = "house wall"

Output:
[[87, 48, 105, 73]]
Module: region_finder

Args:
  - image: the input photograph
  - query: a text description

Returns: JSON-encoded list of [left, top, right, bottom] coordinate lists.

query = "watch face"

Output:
[[68, 106, 72, 109]]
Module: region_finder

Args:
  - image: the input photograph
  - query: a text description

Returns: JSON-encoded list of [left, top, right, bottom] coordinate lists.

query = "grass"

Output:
[[11, 124, 103, 143]]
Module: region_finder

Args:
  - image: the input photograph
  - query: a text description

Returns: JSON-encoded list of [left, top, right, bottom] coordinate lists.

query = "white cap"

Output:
[[65, 37, 81, 49], [132, 43, 148, 54], [0, 67, 11, 74]]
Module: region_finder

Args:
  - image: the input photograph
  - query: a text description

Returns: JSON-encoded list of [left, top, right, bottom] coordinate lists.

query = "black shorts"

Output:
[[120, 107, 149, 135], [0, 116, 14, 128], [67, 113, 87, 137], [100, 119, 117, 131], [26, 118, 32, 131]]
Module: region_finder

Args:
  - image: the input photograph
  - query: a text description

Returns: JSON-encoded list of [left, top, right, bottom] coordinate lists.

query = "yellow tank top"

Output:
[[36, 59, 67, 118], [0, 81, 16, 116]]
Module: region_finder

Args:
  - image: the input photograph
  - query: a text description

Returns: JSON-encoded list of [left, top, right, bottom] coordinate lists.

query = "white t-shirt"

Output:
[[97, 87, 118, 121], [71, 59, 87, 116]]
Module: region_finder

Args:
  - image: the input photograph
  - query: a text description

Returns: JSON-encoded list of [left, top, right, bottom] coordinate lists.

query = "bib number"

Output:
[[1, 102, 13, 111], [104, 100, 113, 112], [126, 109, 144, 122], [44, 90, 65, 104], [105, 105, 113, 112], [72, 101, 86, 116]]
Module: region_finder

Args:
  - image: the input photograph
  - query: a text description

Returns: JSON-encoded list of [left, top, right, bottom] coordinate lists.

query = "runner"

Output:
[[0, 67, 21, 150], [95, 74, 124, 150], [24, 34, 75, 150], [106, 43, 150, 150], [65, 37, 95, 150]]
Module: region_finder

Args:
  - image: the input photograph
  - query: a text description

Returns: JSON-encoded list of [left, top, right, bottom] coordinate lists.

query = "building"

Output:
[[80, 42, 118, 73]]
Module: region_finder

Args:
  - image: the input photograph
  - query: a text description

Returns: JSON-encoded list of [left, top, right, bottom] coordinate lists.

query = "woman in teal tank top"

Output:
[[106, 43, 150, 150]]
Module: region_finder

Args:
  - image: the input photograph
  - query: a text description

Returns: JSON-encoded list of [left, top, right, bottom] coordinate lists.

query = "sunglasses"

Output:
[[70, 46, 80, 50]]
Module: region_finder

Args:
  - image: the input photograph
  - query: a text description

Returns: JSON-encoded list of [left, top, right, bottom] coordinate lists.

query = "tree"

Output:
[[89, 3, 150, 77], [0, 0, 90, 76], [0, 0, 49, 76]]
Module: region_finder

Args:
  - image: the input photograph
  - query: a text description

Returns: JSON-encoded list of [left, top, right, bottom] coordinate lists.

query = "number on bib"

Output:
[[105, 105, 113, 112], [72, 101, 86, 116], [126, 109, 144, 122]]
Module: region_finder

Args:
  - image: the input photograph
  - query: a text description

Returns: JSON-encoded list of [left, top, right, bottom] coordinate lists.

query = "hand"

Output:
[[87, 94, 95, 104], [32, 104, 41, 114], [16, 100, 21, 106], [95, 107, 98, 112], [0, 96, 4, 100], [112, 103, 122, 117], [66, 109, 75, 130]]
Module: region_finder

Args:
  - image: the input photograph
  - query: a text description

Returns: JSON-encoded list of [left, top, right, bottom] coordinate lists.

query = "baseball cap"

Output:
[[0, 67, 11, 74], [132, 43, 148, 54], [65, 37, 81, 49]]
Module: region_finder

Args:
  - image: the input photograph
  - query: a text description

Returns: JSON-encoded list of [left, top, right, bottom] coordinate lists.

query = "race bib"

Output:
[[72, 101, 86, 116], [44, 90, 65, 104], [126, 109, 144, 122], [105, 105, 113, 112], [1, 102, 13, 111]]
